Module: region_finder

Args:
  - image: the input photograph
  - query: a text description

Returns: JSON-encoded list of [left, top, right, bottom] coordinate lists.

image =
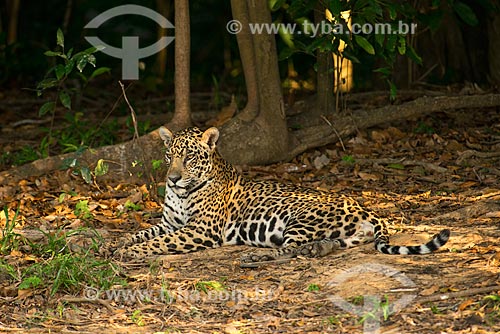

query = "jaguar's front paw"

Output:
[[240, 250, 276, 263], [99, 236, 135, 258]]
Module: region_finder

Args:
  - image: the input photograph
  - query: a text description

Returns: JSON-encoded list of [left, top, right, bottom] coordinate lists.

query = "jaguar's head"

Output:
[[159, 126, 219, 194]]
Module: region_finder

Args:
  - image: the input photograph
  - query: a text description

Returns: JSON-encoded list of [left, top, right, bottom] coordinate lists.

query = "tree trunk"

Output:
[[155, 0, 171, 80], [314, 3, 334, 118], [488, 11, 500, 87], [2, 93, 499, 184], [218, 0, 290, 165], [167, 0, 192, 131]]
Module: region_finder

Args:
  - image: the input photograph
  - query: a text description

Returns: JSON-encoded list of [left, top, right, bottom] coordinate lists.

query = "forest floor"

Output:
[[1, 92, 500, 333]]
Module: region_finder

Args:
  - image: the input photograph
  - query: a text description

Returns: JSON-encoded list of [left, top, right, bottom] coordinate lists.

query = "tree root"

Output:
[[2, 93, 500, 184]]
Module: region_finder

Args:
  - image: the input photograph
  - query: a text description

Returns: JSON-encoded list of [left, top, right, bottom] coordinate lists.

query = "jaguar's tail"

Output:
[[375, 229, 450, 255]]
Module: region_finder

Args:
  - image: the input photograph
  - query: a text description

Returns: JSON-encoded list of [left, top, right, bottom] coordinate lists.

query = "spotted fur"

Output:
[[109, 127, 450, 262]]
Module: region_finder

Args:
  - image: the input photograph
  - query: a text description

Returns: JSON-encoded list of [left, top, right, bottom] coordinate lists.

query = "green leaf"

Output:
[[342, 50, 361, 64], [56, 28, 64, 48], [453, 1, 478, 26], [269, 0, 286, 11], [94, 159, 109, 177], [278, 47, 297, 61], [37, 78, 59, 90], [55, 64, 66, 80], [406, 45, 422, 65], [278, 25, 295, 48], [397, 36, 406, 55], [59, 91, 71, 110], [387, 163, 405, 170], [329, 0, 342, 17], [44, 50, 63, 57], [19, 276, 42, 290], [388, 80, 397, 101], [89, 67, 111, 80], [65, 59, 75, 75], [80, 166, 92, 184], [374, 67, 391, 76], [76, 57, 88, 72], [87, 54, 96, 67], [386, 34, 397, 53], [375, 33, 385, 47], [39, 101, 55, 116], [76, 54, 97, 72], [354, 35, 375, 55], [387, 4, 397, 20]]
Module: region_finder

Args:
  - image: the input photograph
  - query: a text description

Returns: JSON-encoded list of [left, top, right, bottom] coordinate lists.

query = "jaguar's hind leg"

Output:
[[240, 239, 340, 263], [240, 227, 375, 263]]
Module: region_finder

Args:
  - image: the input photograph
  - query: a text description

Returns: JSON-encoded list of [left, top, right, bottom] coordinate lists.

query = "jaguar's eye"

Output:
[[184, 153, 195, 163], [165, 153, 172, 164]]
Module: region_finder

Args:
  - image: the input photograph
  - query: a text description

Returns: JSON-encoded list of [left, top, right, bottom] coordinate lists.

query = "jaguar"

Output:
[[108, 126, 450, 263]]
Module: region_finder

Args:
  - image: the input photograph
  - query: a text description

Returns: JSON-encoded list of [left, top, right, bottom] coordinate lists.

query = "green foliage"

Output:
[[0, 206, 23, 255], [124, 200, 142, 212], [358, 295, 391, 324], [414, 122, 436, 134], [131, 310, 145, 326], [21, 228, 125, 296], [74, 200, 93, 220], [342, 155, 356, 164], [33, 28, 114, 161], [151, 159, 163, 171], [307, 283, 321, 292], [195, 280, 227, 293], [273, 0, 490, 95], [1, 224, 126, 297], [37, 29, 109, 115]]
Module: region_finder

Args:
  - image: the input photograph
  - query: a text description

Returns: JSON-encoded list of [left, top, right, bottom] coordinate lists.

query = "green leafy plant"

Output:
[[0, 206, 23, 255], [342, 155, 356, 164], [20, 228, 125, 296], [124, 200, 142, 212], [35, 28, 111, 158], [131, 310, 145, 326], [74, 200, 93, 220], [195, 279, 227, 293], [0, 259, 19, 281], [358, 295, 391, 324], [274, 0, 487, 97], [307, 283, 321, 292], [37, 28, 109, 116]]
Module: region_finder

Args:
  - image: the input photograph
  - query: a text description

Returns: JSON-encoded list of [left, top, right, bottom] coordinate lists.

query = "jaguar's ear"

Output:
[[201, 127, 219, 152], [159, 127, 173, 146]]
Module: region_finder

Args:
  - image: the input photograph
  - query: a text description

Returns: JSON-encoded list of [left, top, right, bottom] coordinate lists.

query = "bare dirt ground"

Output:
[[1, 100, 500, 333]]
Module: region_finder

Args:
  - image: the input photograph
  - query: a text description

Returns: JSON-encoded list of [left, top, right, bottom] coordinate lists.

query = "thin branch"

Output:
[[119, 81, 140, 140], [320, 115, 346, 151], [417, 285, 500, 304]]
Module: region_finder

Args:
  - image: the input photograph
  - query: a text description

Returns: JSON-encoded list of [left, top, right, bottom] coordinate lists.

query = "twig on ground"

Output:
[[61, 296, 114, 312], [356, 158, 448, 174], [457, 150, 500, 164], [239, 258, 293, 268], [417, 285, 500, 304]]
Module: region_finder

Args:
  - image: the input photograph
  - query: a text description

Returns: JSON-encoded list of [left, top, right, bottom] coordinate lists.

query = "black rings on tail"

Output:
[[376, 229, 450, 255]]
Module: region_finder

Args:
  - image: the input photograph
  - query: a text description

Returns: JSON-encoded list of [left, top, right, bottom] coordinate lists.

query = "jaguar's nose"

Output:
[[168, 174, 181, 184]]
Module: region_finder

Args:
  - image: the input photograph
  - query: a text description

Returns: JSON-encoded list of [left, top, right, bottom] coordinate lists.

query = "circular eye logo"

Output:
[[328, 263, 417, 333], [84, 5, 175, 80]]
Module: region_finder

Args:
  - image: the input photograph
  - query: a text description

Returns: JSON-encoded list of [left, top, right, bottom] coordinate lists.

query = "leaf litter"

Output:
[[0, 111, 500, 333]]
